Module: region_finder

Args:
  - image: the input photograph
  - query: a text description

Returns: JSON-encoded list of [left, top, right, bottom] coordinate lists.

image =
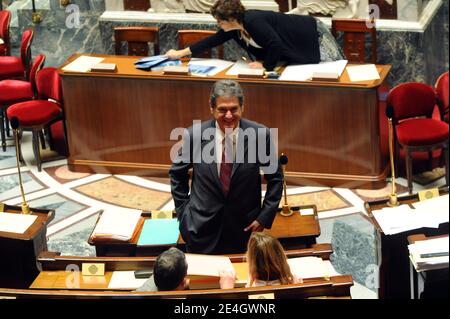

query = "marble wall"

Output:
[[7, 0, 450, 87]]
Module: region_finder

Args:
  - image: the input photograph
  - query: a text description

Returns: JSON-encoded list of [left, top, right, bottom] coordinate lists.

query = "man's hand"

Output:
[[219, 270, 236, 289], [244, 220, 264, 232]]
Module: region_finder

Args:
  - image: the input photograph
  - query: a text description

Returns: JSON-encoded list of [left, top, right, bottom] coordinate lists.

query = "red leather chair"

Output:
[[0, 54, 45, 151], [0, 29, 33, 80], [435, 71, 449, 123], [7, 68, 64, 171], [387, 82, 449, 193], [0, 10, 11, 56]]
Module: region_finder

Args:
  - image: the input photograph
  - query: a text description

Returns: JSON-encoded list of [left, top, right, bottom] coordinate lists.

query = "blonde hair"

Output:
[[246, 232, 295, 286]]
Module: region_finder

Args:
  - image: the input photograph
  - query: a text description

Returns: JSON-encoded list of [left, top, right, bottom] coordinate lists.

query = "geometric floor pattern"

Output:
[[1, 132, 447, 299]]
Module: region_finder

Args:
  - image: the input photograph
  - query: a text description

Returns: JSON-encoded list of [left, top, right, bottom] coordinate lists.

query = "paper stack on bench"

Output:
[[91, 208, 142, 242], [408, 236, 449, 272], [372, 194, 449, 235]]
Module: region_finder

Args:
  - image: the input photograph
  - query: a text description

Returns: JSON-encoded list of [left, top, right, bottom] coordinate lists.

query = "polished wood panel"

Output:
[[178, 30, 224, 59], [59, 54, 390, 187], [365, 188, 449, 299]]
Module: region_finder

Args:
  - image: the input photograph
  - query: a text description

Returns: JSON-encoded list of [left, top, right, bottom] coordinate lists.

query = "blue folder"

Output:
[[137, 218, 180, 246]]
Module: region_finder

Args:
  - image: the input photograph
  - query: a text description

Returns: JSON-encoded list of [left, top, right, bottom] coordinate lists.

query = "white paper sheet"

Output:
[[0, 212, 37, 234], [186, 254, 234, 277], [279, 60, 348, 82], [0, 38, 4, 45], [299, 208, 315, 216], [225, 60, 256, 76], [188, 58, 234, 76], [108, 271, 148, 289], [62, 56, 105, 72], [346, 64, 380, 82], [91, 208, 142, 241], [288, 257, 336, 279]]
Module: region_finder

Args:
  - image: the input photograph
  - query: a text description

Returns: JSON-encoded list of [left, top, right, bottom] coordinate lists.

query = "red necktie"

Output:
[[220, 137, 233, 195]]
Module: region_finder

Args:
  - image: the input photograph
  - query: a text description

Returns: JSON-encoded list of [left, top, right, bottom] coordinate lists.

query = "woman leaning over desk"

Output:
[[165, 0, 321, 71]]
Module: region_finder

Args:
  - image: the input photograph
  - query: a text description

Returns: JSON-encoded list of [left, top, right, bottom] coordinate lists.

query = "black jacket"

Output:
[[169, 118, 283, 254], [190, 10, 321, 70]]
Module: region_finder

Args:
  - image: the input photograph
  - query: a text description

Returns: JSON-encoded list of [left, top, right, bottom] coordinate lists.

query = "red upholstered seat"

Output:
[[0, 80, 33, 103], [6, 67, 64, 171], [0, 56, 24, 77], [0, 54, 45, 151], [0, 10, 11, 56], [387, 82, 449, 193], [0, 29, 33, 80], [435, 72, 449, 123], [7, 100, 61, 126], [396, 118, 449, 146]]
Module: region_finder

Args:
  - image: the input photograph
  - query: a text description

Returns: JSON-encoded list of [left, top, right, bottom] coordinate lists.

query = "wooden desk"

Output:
[[20, 245, 353, 299], [0, 205, 55, 288], [408, 234, 449, 299], [364, 189, 449, 299], [88, 206, 321, 257], [58, 54, 391, 188]]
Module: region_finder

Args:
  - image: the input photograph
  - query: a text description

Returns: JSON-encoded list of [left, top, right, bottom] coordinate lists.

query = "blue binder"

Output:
[[137, 218, 180, 246]]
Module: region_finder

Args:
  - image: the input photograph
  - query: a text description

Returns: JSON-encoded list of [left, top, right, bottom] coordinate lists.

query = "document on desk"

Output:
[[279, 60, 348, 82], [62, 55, 104, 72], [137, 218, 180, 246], [0, 212, 37, 234], [225, 60, 256, 76], [346, 64, 380, 82], [288, 257, 338, 279], [91, 208, 142, 241], [188, 58, 234, 76], [412, 194, 449, 225], [408, 237, 449, 271], [108, 271, 148, 289], [185, 254, 234, 277]]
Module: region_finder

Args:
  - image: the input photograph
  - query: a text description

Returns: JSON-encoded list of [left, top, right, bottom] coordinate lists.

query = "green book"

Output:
[[137, 219, 180, 246]]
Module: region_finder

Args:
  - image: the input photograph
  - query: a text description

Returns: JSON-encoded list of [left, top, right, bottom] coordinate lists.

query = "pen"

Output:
[[241, 56, 248, 63]]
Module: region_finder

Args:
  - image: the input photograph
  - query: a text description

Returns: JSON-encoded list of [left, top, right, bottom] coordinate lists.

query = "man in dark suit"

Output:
[[169, 80, 283, 254]]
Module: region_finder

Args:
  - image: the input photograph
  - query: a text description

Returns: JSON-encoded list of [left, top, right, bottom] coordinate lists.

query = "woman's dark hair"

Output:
[[211, 0, 246, 24]]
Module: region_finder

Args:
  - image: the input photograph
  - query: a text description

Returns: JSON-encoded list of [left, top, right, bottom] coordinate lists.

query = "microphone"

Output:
[[11, 117, 31, 214], [385, 106, 399, 207], [279, 153, 294, 217]]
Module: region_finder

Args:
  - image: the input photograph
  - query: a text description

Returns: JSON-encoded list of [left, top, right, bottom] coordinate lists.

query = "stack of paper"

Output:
[[225, 60, 256, 76], [408, 236, 449, 271], [188, 58, 234, 76], [62, 56, 105, 72], [279, 60, 348, 82], [287, 257, 338, 279], [372, 195, 449, 235], [186, 254, 235, 289], [91, 209, 142, 242], [108, 271, 148, 289], [0, 212, 37, 234], [346, 64, 380, 82]]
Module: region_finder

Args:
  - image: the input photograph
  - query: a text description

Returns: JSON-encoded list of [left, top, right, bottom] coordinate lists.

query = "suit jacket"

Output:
[[169, 118, 283, 254], [190, 10, 321, 70]]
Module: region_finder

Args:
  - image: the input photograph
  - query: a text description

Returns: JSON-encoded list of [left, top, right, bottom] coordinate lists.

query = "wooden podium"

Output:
[[365, 189, 449, 299], [0, 205, 54, 288]]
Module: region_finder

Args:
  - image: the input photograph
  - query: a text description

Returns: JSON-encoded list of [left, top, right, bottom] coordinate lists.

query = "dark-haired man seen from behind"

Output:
[[169, 80, 283, 254]]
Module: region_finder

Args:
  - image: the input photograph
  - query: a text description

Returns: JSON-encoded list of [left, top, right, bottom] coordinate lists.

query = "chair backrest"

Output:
[[387, 82, 436, 122], [178, 30, 224, 59], [20, 29, 34, 77], [114, 26, 159, 56], [29, 54, 46, 90], [435, 71, 449, 121], [331, 19, 377, 63], [36, 67, 62, 104], [0, 10, 11, 56]]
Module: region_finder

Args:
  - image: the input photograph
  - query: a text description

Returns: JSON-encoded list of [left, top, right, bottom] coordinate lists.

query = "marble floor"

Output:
[[0, 131, 447, 299]]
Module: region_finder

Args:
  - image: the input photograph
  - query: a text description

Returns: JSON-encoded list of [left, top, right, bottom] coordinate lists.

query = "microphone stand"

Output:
[[12, 120, 31, 214], [387, 112, 399, 207], [280, 153, 294, 217]]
